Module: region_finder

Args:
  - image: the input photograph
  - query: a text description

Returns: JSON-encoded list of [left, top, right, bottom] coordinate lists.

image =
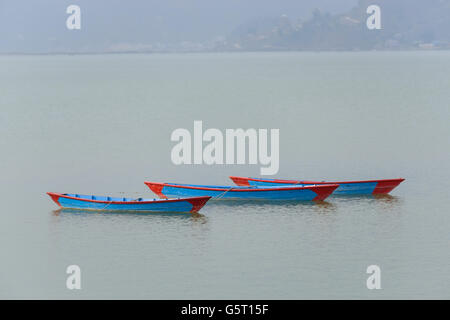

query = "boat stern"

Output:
[[310, 184, 340, 201], [144, 182, 168, 199], [372, 178, 405, 194], [229, 176, 251, 186], [186, 196, 212, 213], [47, 192, 62, 207]]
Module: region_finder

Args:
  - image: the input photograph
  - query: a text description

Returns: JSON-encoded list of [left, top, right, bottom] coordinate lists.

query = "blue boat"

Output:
[[230, 176, 405, 195], [144, 182, 338, 201], [47, 192, 211, 213]]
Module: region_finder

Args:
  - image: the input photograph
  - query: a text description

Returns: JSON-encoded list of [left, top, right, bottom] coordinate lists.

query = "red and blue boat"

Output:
[[47, 192, 211, 213], [144, 182, 339, 201], [229, 176, 405, 195]]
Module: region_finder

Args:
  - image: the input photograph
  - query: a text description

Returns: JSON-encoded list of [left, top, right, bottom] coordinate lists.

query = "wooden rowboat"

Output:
[[229, 176, 405, 195], [144, 182, 339, 201], [47, 192, 211, 213]]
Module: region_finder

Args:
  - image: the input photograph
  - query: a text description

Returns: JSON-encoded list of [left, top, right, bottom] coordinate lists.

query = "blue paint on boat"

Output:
[[327, 182, 377, 195], [243, 179, 377, 195], [145, 182, 339, 201], [162, 184, 317, 200], [47, 192, 211, 213]]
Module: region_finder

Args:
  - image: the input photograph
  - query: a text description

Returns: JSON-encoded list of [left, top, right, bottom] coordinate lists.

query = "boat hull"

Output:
[[144, 182, 339, 201], [47, 192, 211, 213], [229, 176, 405, 195]]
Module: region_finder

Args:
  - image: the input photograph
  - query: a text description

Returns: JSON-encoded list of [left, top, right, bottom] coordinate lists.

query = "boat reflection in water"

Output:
[[205, 198, 338, 216]]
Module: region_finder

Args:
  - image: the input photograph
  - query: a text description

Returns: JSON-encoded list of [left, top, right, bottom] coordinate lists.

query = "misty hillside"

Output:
[[0, 0, 356, 53], [224, 0, 450, 51], [0, 0, 449, 53]]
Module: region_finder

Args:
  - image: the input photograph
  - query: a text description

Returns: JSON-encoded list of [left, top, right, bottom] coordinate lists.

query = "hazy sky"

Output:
[[0, 0, 358, 53]]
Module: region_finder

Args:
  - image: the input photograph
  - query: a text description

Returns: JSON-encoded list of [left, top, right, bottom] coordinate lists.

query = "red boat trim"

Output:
[[145, 182, 168, 199], [230, 176, 405, 186], [186, 197, 211, 213], [144, 181, 339, 193], [46, 192, 210, 205], [373, 179, 405, 194], [229, 176, 251, 186], [230, 176, 299, 185], [47, 192, 62, 207], [310, 185, 339, 201]]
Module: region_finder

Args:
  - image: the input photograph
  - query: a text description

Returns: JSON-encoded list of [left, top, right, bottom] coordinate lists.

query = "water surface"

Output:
[[1, 51, 449, 299]]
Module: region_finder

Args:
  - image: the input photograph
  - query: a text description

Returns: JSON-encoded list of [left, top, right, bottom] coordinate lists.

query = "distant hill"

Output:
[[220, 0, 450, 51], [0, 0, 357, 54], [1, 0, 448, 53]]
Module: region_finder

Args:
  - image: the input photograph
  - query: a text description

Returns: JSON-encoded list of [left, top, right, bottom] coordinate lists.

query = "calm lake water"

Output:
[[1, 52, 449, 299]]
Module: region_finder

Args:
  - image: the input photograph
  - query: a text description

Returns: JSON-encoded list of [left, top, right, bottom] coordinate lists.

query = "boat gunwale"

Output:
[[144, 182, 339, 192], [230, 176, 405, 185]]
